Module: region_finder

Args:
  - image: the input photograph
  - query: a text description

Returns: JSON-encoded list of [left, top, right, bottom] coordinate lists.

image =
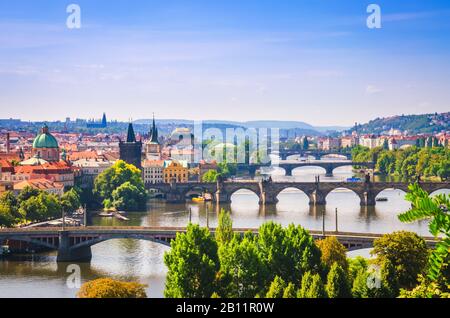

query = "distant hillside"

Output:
[[354, 112, 449, 135]]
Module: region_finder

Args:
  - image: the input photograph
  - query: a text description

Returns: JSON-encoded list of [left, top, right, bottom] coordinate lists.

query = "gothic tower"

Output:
[[119, 123, 142, 169]]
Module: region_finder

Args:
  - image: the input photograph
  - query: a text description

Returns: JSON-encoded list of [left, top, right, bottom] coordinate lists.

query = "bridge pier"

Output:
[[325, 164, 334, 177], [284, 167, 293, 177], [57, 231, 92, 263], [214, 191, 231, 204], [361, 191, 376, 206], [260, 192, 279, 205], [309, 191, 326, 206]]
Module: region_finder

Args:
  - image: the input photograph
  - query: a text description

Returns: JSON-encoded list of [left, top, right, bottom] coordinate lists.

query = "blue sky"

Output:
[[0, 0, 449, 125]]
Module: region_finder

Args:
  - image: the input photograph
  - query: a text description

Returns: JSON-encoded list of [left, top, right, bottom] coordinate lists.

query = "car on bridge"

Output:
[[346, 177, 363, 182]]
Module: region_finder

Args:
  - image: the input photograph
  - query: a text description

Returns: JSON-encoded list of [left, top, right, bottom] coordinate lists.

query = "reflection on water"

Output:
[[1, 166, 448, 298]]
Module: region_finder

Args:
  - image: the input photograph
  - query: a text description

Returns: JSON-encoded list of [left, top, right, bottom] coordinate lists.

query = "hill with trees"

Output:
[[352, 112, 449, 135]]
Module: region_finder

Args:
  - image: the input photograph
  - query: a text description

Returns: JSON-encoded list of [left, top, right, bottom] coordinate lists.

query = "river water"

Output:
[[1, 165, 448, 298]]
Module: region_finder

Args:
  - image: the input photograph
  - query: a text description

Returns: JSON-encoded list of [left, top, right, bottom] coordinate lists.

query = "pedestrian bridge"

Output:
[[0, 226, 439, 262]]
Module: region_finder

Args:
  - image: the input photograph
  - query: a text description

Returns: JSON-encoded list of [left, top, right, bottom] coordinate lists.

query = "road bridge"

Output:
[[0, 226, 439, 262]]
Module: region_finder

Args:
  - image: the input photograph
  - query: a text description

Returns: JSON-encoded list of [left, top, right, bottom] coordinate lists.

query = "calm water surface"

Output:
[[1, 166, 448, 298]]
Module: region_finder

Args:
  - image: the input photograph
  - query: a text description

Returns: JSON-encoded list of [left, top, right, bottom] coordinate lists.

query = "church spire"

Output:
[[126, 122, 136, 143], [150, 113, 159, 143]]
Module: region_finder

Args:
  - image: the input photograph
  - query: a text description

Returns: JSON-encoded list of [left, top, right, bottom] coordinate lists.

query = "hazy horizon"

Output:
[[1, 0, 450, 125]]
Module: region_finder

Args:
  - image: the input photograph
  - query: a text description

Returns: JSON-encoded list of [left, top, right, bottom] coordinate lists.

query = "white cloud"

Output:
[[366, 85, 383, 95]]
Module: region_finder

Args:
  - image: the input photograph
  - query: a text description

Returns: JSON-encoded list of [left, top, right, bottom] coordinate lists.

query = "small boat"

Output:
[[113, 213, 130, 221], [98, 212, 114, 217], [376, 197, 388, 202], [192, 197, 205, 203]]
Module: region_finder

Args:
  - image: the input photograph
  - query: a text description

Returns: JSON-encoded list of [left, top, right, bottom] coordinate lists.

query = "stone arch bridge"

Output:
[[0, 227, 439, 262], [237, 161, 374, 177], [146, 181, 449, 206]]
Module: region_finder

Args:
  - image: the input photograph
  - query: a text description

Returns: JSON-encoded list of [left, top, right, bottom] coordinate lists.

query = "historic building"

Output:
[[163, 160, 188, 183], [119, 123, 142, 169], [142, 159, 164, 184], [145, 115, 161, 160], [31, 125, 60, 162]]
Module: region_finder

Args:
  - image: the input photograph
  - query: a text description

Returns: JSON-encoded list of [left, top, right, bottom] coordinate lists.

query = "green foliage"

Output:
[[215, 209, 234, 245], [202, 169, 220, 182], [298, 271, 326, 298], [371, 230, 429, 290], [355, 146, 450, 181], [256, 222, 322, 284], [164, 224, 219, 298], [111, 182, 147, 211], [60, 188, 81, 212], [398, 184, 450, 284], [19, 191, 61, 222], [325, 263, 352, 298], [217, 234, 267, 298], [265, 276, 287, 298], [316, 236, 348, 274], [283, 282, 297, 298], [94, 160, 147, 211], [0, 203, 15, 227], [399, 275, 450, 298]]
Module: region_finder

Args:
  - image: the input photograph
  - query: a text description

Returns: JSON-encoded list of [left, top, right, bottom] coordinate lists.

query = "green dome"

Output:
[[33, 125, 59, 149]]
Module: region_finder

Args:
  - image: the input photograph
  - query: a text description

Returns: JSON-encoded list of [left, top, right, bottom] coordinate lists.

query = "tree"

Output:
[[94, 160, 147, 211], [283, 283, 297, 298], [60, 188, 81, 212], [215, 209, 234, 245], [265, 276, 287, 298], [0, 191, 22, 221], [0, 204, 14, 227], [17, 186, 40, 203], [256, 222, 321, 284], [164, 224, 219, 298], [298, 271, 326, 298], [111, 181, 147, 211], [218, 234, 267, 298], [77, 278, 147, 298], [371, 230, 428, 290], [325, 263, 352, 298], [399, 275, 450, 298], [19, 192, 61, 222], [316, 236, 348, 274], [202, 170, 220, 183], [437, 160, 450, 181], [352, 260, 399, 298], [398, 184, 450, 285], [382, 138, 389, 150]]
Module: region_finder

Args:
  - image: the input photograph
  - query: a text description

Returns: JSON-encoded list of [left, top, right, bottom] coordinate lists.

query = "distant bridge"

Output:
[[272, 150, 352, 161], [0, 226, 440, 262], [236, 160, 374, 177], [146, 181, 449, 206]]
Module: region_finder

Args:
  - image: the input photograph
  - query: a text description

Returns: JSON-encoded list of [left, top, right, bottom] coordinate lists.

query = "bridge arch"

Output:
[[4, 236, 59, 250], [323, 187, 364, 206], [228, 187, 261, 205], [275, 187, 310, 205], [289, 165, 327, 176], [70, 235, 172, 250], [430, 188, 450, 197]]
